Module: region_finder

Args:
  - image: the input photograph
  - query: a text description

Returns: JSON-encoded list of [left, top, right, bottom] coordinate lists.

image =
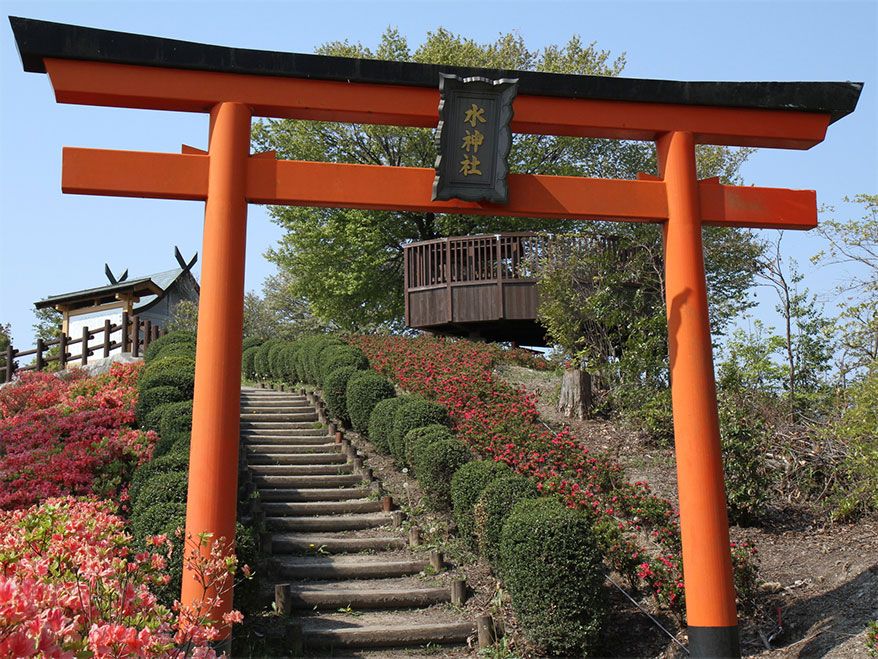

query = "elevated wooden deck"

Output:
[[404, 233, 548, 345]]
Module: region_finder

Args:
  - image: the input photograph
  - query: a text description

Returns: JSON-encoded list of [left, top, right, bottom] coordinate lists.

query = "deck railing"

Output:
[[2, 312, 166, 382]]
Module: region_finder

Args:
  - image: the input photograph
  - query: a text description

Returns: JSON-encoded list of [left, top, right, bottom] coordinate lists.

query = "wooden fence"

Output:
[[2, 312, 166, 382]]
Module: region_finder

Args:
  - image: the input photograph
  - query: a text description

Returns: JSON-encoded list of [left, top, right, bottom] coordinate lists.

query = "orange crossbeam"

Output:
[[61, 147, 816, 229], [45, 59, 830, 149]]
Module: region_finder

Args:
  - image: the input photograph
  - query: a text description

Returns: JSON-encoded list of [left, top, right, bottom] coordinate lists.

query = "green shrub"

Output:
[[451, 460, 510, 549], [132, 470, 188, 517], [280, 343, 301, 383], [391, 399, 451, 466], [138, 356, 196, 397], [130, 501, 187, 606], [233, 522, 260, 614], [143, 330, 197, 364], [135, 385, 186, 428], [324, 366, 358, 427], [128, 452, 190, 508], [152, 341, 196, 362], [404, 424, 455, 473], [346, 370, 395, 436], [143, 402, 176, 434], [718, 395, 772, 525], [309, 337, 346, 384], [241, 336, 264, 352], [474, 476, 539, 567], [242, 345, 260, 381], [319, 345, 369, 388], [367, 395, 413, 454], [413, 436, 471, 509], [499, 497, 605, 656], [268, 342, 288, 380], [151, 400, 193, 458], [833, 366, 878, 520], [253, 339, 283, 381], [165, 437, 191, 459]]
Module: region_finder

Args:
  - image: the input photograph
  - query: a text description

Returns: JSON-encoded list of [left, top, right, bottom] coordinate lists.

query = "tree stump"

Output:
[[558, 368, 592, 419]]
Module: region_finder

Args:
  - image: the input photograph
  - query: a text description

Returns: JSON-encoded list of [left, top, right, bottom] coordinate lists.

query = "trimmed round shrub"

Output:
[[253, 339, 283, 381], [474, 476, 539, 567], [242, 336, 264, 352], [305, 336, 345, 384], [135, 385, 187, 428], [128, 452, 190, 509], [242, 345, 260, 381], [413, 436, 472, 509], [368, 395, 414, 454], [404, 424, 454, 472], [151, 400, 193, 457], [391, 399, 451, 466], [153, 341, 196, 362], [324, 366, 358, 427], [143, 330, 197, 363], [165, 436, 191, 459], [268, 342, 288, 380], [143, 402, 176, 433], [319, 345, 369, 388], [132, 470, 188, 517], [500, 498, 605, 656], [346, 370, 395, 436], [451, 460, 510, 549], [138, 356, 195, 397], [279, 343, 301, 383], [130, 501, 187, 606]]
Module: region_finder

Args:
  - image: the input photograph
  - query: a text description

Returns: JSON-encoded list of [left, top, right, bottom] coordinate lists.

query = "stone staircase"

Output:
[[239, 386, 478, 655]]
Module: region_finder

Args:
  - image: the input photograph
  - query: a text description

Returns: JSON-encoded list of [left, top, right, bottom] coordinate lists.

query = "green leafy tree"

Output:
[[32, 307, 62, 341], [253, 30, 663, 331], [243, 271, 327, 340], [165, 300, 199, 332], [0, 323, 13, 382]]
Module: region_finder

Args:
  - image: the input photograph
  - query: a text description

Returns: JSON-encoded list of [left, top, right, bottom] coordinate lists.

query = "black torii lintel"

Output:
[[9, 16, 862, 123]]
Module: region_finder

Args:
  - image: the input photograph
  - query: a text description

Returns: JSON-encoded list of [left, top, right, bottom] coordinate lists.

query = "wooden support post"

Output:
[[143, 320, 152, 352], [131, 317, 139, 357], [275, 583, 292, 615], [328, 422, 336, 435], [362, 467, 373, 482], [121, 311, 130, 352], [335, 430, 344, 443], [81, 326, 89, 365], [182, 101, 251, 635], [286, 623, 303, 657], [451, 578, 467, 605], [430, 550, 444, 572], [408, 527, 420, 547], [103, 319, 111, 357], [659, 130, 739, 658], [391, 511, 404, 528], [35, 338, 44, 372], [4, 344, 13, 382], [477, 615, 497, 648], [58, 332, 67, 370], [382, 496, 394, 512]]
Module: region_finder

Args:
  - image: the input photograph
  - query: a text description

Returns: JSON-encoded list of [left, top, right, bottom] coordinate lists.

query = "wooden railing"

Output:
[[2, 312, 166, 382]]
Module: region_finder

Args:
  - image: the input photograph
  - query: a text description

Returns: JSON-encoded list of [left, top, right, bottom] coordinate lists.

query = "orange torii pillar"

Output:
[[183, 102, 251, 622], [12, 16, 861, 657]]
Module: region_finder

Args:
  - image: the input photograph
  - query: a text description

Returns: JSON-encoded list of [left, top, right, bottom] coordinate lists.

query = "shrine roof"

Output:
[[10, 16, 862, 124]]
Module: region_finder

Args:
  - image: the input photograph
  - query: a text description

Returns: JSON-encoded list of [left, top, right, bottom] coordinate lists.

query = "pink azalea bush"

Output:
[[353, 334, 757, 614], [0, 364, 155, 509], [0, 497, 242, 658]]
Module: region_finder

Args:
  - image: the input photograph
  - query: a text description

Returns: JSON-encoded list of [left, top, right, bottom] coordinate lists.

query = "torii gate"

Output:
[[11, 16, 861, 658]]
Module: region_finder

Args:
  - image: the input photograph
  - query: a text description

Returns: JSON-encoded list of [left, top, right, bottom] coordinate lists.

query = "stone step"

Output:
[[300, 620, 476, 649], [240, 418, 319, 428], [256, 487, 373, 502], [246, 443, 338, 454], [271, 534, 407, 553], [240, 413, 320, 423], [240, 396, 309, 404], [254, 473, 365, 488], [283, 583, 450, 610], [263, 500, 383, 516], [248, 463, 352, 476], [240, 432, 330, 443], [272, 556, 428, 580], [267, 514, 392, 532], [245, 452, 345, 465]]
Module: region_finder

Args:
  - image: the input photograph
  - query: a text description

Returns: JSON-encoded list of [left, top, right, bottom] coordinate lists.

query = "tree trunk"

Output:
[[558, 368, 592, 419]]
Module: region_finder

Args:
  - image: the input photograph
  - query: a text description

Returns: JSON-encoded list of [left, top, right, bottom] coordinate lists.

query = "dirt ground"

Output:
[[496, 364, 878, 658]]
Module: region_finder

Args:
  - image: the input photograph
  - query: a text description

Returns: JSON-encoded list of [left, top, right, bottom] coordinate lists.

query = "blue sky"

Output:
[[1, 0, 875, 350]]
